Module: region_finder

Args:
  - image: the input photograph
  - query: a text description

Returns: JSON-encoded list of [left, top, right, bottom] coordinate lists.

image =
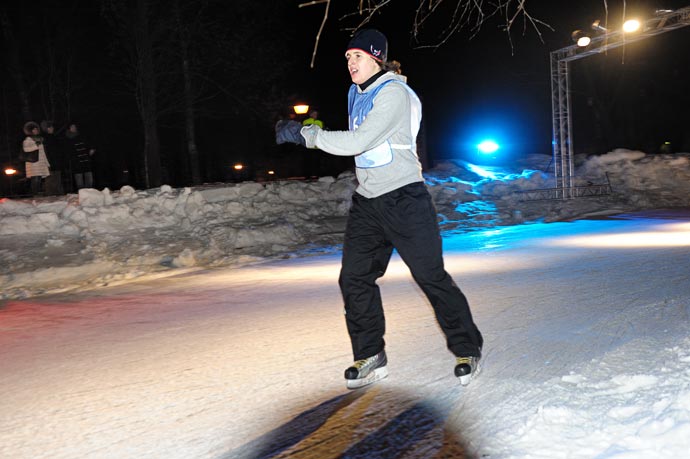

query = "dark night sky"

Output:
[[1, 0, 689, 190], [294, 0, 690, 165]]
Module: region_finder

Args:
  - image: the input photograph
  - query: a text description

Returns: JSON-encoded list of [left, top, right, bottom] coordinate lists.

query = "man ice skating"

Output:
[[279, 29, 483, 389]]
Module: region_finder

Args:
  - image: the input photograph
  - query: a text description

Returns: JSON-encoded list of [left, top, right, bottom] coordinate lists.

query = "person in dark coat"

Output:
[[64, 122, 96, 189]]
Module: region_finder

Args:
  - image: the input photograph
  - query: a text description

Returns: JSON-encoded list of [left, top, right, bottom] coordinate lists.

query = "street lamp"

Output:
[[4, 167, 17, 196], [293, 104, 309, 115]]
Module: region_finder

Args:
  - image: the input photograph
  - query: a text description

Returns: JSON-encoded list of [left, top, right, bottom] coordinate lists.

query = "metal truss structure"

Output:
[[515, 177, 613, 202], [549, 6, 690, 200]]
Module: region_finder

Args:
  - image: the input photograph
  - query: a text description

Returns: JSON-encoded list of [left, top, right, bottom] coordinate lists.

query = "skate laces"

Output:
[[456, 356, 475, 367], [352, 352, 382, 371], [352, 359, 367, 369], [352, 356, 373, 369]]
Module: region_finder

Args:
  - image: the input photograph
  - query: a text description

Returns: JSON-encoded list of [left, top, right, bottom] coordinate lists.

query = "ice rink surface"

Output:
[[2, 209, 690, 458]]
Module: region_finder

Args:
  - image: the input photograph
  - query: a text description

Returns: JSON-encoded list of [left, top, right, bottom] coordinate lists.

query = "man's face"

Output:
[[345, 49, 381, 85]]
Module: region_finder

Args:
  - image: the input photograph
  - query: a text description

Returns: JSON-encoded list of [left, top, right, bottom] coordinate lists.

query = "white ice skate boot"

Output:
[[454, 356, 481, 386], [344, 350, 388, 389]]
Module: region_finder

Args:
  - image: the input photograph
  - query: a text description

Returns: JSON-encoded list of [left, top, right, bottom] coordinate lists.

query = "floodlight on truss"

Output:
[[550, 6, 690, 199], [591, 19, 608, 32], [571, 30, 592, 47]]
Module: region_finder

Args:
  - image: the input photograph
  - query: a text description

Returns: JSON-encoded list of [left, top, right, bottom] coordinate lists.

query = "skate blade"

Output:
[[458, 362, 482, 386], [346, 366, 388, 390]]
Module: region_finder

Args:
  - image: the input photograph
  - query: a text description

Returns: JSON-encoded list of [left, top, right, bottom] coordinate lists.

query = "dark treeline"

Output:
[[0, 0, 333, 193]]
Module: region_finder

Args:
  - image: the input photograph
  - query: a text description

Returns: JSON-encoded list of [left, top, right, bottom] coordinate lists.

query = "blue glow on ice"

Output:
[[465, 163, 498, 179]]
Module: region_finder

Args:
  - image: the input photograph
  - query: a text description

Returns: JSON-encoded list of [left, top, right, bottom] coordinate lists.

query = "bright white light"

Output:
[[577, 36, 591, 47], [233, 164, 244, 170], [477, 140, 499, 154], [4, 168, 17, 176], [623, 19, 641, 33]]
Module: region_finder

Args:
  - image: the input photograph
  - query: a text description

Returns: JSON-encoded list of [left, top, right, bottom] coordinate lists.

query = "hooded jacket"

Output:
[[303, 72, 423, 198]]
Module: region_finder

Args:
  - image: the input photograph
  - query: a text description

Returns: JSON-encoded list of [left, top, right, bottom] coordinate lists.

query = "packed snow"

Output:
[[1, 148, 690, 458]]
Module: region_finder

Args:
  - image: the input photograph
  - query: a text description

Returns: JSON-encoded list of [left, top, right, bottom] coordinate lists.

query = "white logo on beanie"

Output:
[[370, 45, 381, 57]]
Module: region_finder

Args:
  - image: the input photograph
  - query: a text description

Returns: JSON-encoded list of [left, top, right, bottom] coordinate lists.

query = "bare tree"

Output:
[[172, 0, 202, 185], [299, 0, 554, 67], [102, 0, 164, 188]]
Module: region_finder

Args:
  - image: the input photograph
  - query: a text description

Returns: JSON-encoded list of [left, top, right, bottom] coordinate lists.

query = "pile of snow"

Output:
[[1, 149, 689, 299]]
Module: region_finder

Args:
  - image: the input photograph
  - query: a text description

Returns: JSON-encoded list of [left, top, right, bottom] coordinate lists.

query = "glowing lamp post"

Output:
[[4, 167, 17, 196], [293, 104, 309, 115]]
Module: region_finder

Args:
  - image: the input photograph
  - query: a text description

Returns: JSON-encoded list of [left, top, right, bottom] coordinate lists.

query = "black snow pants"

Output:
[[339, 182, 483, 361]]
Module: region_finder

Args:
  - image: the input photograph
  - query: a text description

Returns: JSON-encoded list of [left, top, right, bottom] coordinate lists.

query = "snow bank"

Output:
[[1, 151, 689, 299]]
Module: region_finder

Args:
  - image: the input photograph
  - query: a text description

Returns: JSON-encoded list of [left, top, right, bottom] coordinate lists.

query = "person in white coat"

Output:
[[22, 121, 51, 196]]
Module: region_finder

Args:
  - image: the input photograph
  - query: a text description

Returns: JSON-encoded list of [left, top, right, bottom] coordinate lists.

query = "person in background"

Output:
[[41, 120, 65, 195], [22, 121, 51, 196], [284, 29, 483, 389], [65, 122, 96, 189], [302, 110, 324, 129]]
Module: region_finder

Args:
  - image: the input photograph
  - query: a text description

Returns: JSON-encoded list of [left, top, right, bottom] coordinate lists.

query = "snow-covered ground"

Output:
[[1, 149, 690, 458]]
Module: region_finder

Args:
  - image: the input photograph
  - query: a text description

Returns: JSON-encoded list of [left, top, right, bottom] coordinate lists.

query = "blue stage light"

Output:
[[477, 139, 499, 154]]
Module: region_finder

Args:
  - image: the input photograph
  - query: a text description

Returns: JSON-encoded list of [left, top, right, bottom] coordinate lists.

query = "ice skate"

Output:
[[345, 350, 388, 389], [454, 356, 480, 386]]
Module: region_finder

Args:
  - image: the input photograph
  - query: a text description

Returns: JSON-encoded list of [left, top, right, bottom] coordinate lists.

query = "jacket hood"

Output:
[[23, 121, 40, 136]]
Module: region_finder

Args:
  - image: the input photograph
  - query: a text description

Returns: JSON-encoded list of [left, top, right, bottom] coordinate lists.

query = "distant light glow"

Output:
[[233, 164, 244, 170], [4, 168, 17, 176], [623, 19, 641, 33], [549, 223, 690, 248], [267, 170, 275, 175], [477, 140, 499, 154]]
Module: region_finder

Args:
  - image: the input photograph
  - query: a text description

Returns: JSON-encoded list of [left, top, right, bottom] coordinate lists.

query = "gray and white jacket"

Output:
[[301, 72, 423, 198]]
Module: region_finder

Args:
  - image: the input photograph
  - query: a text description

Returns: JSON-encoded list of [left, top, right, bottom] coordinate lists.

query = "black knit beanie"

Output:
[[347, 29, 388, 62]]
